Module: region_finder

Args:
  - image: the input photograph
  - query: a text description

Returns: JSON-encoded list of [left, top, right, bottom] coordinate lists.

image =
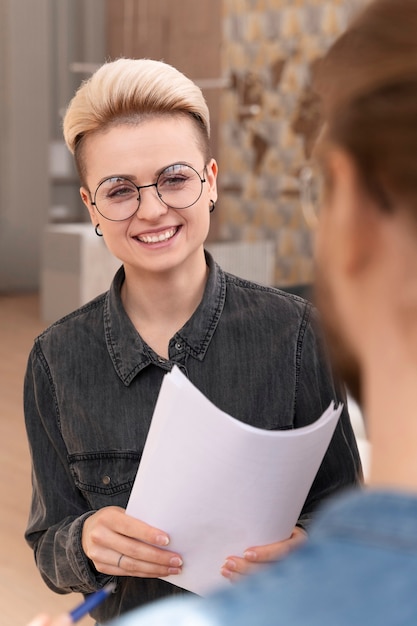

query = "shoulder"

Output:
[[34, 291, 107, 351], [35, 266, 125, 348], [223, 270, 314, 320]]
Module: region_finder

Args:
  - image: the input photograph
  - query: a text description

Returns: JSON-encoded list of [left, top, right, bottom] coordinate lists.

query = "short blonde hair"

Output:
[[63, 58, 211, 182]]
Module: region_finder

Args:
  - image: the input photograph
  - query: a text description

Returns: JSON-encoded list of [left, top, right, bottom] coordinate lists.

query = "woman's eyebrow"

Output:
[[96, 162, 193, 187]]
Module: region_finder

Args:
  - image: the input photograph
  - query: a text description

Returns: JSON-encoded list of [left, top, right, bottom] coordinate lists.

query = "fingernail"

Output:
[[155, 534, 170, 546], [222, 559, 236, 570], [168, 567, 181, 575], [220, 567, 232, 579], [169, 556, 183, 567], [244, 550, 257, 561]]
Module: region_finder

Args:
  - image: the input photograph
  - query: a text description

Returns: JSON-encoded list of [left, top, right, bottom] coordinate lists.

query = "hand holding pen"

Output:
[[27, 581, 116, 626]]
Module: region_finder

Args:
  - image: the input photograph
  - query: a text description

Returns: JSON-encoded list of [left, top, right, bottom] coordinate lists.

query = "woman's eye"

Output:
[[159, 174, 187, 189], [106, 184, 137, 199], [169, 176, 187, 185], [110, 186, 132, 196]]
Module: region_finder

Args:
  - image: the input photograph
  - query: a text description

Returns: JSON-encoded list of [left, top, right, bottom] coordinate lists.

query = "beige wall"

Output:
[[0, 0, 50, 291], [0, 0, 106, 292], [219, 0, 364, 286]]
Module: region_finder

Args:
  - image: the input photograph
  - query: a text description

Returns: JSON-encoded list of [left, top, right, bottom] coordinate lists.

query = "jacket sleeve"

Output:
[[23, 342, 112, 594], [295, 304, 363, 532]]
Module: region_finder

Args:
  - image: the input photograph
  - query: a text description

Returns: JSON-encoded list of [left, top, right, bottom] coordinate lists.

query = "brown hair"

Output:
[[314, 0, 417, 210]]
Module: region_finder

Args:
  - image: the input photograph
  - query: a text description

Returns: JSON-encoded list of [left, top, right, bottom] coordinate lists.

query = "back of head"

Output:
[[63, 58, 211, 181], [314, 0, 417, 211]]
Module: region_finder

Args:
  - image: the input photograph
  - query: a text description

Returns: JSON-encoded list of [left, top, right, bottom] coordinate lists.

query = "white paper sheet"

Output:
[[126, 366, 342, 596]]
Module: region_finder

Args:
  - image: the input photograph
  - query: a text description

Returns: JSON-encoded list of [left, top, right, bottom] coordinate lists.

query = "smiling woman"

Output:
[[23, 58, 362, 625], [77, 117, 217, 286]]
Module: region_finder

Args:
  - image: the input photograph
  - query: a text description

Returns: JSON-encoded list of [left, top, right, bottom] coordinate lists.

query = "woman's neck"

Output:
[[364, 333, 417, 493], [121, 254, 209, 358]]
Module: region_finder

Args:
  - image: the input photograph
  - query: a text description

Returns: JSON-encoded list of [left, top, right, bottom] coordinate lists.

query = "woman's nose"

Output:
[[135, 185, 168, 220]]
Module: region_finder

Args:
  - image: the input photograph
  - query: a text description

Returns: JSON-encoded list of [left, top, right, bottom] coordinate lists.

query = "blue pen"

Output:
[[69, 581, 117, 622]]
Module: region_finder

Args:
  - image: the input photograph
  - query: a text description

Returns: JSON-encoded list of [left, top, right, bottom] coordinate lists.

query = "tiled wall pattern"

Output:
[[218, 0, 363, 286]]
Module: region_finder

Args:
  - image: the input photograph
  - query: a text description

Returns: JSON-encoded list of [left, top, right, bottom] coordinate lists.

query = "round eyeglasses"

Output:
[[299, 164, 324, 229], [91, 163, 206, 222]]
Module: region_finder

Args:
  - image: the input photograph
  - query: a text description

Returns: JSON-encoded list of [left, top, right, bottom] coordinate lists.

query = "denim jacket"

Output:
[[24, 252, 361, 623]]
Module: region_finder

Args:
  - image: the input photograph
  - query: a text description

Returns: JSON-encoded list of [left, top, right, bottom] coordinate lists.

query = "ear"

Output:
[[205, 158, 218, 204], [324, 149, 381, 277], [80, 186, 97, 226]]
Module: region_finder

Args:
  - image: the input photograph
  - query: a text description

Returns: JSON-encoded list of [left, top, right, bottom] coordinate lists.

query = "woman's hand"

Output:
[[82, 506, 183, 578], [220, 526, 307, 583]]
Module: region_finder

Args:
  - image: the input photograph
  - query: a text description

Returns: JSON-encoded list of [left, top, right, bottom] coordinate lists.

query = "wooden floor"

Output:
[[0, 293, 94, 625]]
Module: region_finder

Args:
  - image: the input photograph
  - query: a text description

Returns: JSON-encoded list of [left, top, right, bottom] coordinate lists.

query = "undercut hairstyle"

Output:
[[63, 58, 211, 185]]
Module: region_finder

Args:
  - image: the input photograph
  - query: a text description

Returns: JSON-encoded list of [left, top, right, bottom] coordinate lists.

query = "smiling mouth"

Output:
[[136, 226, 179, 244]]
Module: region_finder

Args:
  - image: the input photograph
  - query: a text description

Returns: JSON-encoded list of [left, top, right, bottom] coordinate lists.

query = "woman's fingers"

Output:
[[83, 506, 169, 553], [82, 506, 183, 577], [115, 551, 183, 577], [221, 526, 307, 582]]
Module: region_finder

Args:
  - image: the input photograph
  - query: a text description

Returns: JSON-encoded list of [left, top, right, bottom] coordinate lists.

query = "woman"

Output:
[[24, 58, 361, 623]]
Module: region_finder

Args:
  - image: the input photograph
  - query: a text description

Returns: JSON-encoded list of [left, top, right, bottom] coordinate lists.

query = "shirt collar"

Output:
[[104, 251, 226, 385]]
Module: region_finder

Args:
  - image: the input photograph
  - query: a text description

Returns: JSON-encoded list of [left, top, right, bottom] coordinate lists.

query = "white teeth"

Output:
[[138, 227, 177, 244]]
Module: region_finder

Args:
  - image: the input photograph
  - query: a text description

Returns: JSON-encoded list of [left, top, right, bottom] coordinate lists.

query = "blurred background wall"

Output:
[[0, 0, 363, 297]]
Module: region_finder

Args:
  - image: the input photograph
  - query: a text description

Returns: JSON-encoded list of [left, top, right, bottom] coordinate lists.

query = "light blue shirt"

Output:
[[109, 489, 417, 626]]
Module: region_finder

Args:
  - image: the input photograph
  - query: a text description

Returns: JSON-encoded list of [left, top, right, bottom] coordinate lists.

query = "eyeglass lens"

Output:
[[94, 163, 205, 221], [299, 165, 323, 228]]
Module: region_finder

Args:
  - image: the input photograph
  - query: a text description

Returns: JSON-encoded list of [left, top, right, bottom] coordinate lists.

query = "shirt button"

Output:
[[157, 356, 166, 363], [102, 475, 111, 485], [175, 342, 183, 351]]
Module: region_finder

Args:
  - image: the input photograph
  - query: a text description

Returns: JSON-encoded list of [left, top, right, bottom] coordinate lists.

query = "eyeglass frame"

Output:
[[299, 160, 394, 230], [90, 162, 208, 222], [299, 165, 321, 230]]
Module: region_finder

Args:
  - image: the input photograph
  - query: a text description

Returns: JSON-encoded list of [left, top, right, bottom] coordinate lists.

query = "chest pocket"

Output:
[[69, 451, 140, 509]]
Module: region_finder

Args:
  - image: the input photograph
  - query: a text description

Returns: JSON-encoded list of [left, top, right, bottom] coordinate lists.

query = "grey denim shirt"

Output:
[[24, 252, 362, 623]]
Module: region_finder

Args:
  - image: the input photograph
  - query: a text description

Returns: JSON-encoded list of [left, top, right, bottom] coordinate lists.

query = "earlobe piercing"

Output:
[[209, 200, 216, 213], [95, 224, 103, 237]]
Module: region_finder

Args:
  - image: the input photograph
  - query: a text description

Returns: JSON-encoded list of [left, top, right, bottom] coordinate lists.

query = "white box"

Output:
[[41, 223, 120, 323]]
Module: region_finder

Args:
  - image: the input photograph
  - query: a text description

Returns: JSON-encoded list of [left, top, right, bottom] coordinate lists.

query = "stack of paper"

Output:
[[126, 366, 342, 595]]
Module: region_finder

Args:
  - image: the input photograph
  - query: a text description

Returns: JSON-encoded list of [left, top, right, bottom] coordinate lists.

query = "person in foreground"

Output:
[[23, 54, 361, 623], [26, 0, 417, 623]]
